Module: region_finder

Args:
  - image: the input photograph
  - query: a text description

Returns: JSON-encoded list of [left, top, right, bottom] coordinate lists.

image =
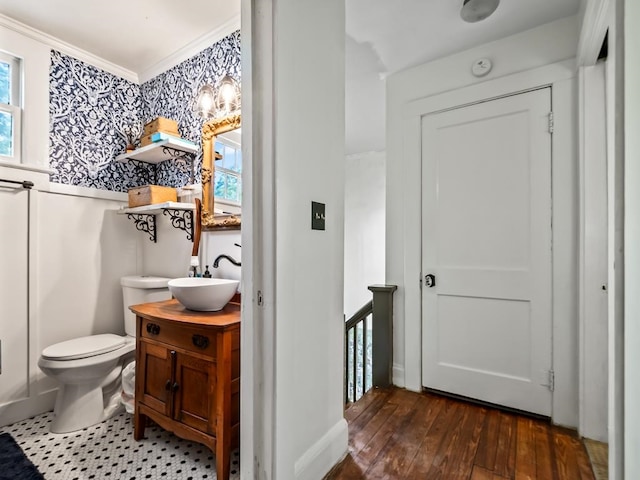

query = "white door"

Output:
[[421, 88, 552, 416]]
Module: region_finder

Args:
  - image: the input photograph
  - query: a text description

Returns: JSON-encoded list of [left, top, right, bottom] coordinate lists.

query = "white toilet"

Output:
[[38, 275, 171, 433]]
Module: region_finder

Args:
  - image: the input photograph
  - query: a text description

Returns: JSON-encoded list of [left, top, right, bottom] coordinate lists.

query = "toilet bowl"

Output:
[[38, 275, 171, 433]]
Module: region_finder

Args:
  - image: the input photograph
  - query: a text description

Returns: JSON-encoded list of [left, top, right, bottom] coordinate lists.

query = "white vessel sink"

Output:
[[168, 278, 239, 311]]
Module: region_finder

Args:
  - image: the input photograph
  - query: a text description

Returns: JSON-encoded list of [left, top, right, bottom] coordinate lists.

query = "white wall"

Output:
[[387, 15, 581, 427], [266, 1, 347, 478], [344, 151, 385, 318], [202, 231, 242, 283], [0, 181, 140, 426], [625, 0, 640, 477]]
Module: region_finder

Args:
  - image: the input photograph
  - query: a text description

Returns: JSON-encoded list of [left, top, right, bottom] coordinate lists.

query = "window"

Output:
[[0, 52, 21, 162], [214, 134, 242, 204]]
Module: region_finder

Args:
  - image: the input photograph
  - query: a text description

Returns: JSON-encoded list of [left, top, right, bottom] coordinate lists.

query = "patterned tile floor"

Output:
[[0, 410, 240, 480]]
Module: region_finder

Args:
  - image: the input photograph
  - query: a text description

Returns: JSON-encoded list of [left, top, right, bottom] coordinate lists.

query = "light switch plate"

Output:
[[311, 201, 325, 230]]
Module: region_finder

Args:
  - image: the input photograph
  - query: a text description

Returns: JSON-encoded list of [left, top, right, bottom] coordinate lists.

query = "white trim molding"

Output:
[[294, 419, 348, 480], [138, 14, 241, 83], [0, 13, 138, 82], [577, 0, 611, 67], [393, 363, 406, 388], [47, 182, 128, 202]]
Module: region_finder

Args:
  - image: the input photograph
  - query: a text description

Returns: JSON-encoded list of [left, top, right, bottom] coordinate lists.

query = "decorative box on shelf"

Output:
[[128, 185, 177, 208], [143, 117, 179, 136]]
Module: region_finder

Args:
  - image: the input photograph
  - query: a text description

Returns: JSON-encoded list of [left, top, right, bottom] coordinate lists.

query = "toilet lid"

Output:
[[42, 334, 126, 361]]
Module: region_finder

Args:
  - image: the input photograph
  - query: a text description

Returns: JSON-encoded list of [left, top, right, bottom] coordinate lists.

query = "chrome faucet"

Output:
[[213, 254, 241, 268]]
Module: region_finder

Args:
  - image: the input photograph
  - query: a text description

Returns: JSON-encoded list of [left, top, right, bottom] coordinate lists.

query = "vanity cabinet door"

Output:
[[173, 351, 216, 434], [138, 341, 173, 416]]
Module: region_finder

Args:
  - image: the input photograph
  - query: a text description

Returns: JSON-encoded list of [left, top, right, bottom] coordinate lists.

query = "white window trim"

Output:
[[0, 103, 21, 162], [0, 51, 22, 163], [214, 135, 242, 204]]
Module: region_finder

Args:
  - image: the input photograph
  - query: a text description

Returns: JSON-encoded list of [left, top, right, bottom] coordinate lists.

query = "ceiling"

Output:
[[0, 0, 582, 154], [0, 0, 240, 74], [345, 0, 582, 154]]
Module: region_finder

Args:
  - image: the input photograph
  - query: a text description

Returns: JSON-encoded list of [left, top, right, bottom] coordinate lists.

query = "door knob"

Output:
[[425, 274, 436, 288]]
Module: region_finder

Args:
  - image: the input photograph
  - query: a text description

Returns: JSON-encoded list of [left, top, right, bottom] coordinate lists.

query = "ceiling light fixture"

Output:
[[193, 84, 217, 120], [194, 75, 241, 120], [460, 0, 500, 23], [215, 75, 241, 118]]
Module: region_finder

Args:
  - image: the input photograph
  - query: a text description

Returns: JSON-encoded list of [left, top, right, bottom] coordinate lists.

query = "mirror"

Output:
[[201, 113, 241, 230]]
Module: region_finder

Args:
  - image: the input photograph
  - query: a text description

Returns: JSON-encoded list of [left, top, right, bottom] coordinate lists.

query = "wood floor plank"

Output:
[[404, 398, 462, 478], [347, 388, 394, 431], [474, 408, 501, 470], [471, 465, 510, 480], [356, 388, 420, 471], [345, 387, 388, 423], [515, 417, 537, 480], [553, 430, 582, 480], [533, 420, 555, 480], [424, 401, 487, 479], [493, 412, 517, 478], [325, 454, 367, 480], [552, 429, 595, 480], [450, 406, 487, 478], [363, 393, 445, 479], [575, 440, 596, 480], [350, 400, 398, 455], [327, 388, 597, 480]]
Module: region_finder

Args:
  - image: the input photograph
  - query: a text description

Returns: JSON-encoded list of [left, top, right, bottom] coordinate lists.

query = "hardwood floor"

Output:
[[326, 388, 595, 480]]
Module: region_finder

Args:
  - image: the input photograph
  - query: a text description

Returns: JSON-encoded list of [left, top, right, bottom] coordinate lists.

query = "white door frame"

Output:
[[578, 63, 609, 442], [401, 59, 578, 426]]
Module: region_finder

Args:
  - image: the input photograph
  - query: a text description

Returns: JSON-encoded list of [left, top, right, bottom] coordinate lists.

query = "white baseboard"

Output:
[[0, 390, 56, 427], [294, 418, 348, 480], [393, 364, 406, 388]]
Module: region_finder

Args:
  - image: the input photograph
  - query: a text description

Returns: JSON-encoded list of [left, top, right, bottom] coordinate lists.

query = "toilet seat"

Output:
[[41, 334, 127, 361]]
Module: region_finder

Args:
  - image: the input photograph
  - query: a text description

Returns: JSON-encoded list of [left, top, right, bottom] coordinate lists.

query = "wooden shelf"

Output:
[[116, 139, 199, 165], [117, 201, 195, 215]]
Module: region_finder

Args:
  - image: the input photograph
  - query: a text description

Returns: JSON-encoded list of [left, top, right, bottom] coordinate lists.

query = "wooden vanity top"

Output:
[[130, 299, 240, 328]]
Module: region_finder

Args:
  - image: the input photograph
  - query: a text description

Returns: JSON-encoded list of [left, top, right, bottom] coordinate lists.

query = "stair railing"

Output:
[[344, 285, 397, 404]]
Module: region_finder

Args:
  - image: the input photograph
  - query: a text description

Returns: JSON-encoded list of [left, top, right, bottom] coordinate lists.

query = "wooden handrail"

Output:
[[345, 300, 373, 331]]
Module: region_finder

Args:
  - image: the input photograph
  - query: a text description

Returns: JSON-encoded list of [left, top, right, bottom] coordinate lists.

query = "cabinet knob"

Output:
[[165, 380, 171, 391], [192, 334, 209, 349], [146, 323, 160, 335], [172, 382, 179, 392]]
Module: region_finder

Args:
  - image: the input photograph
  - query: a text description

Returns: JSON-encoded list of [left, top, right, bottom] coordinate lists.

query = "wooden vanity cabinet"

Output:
[[131, 299, 240, 480]]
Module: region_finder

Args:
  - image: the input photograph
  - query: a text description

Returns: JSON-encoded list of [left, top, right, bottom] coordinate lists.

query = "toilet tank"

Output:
[[121, 276, 172, 337]]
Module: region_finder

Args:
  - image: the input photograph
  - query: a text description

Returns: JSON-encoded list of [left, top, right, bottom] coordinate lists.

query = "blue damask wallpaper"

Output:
[[49, 50, 153, 190], [49, 30, 241, 192], [142, 30, 241, 187]]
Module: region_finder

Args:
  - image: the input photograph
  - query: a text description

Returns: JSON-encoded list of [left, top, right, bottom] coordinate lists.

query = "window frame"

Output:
[[214, 135, 242, 206], [0, 51, 21, 163]]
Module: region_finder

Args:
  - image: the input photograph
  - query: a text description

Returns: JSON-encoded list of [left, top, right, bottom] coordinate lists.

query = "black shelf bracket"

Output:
[[127, 213, 157, 243], [161, 146, 194, 164], [161, 146, 196, 184], [162, 208, 194, 241]]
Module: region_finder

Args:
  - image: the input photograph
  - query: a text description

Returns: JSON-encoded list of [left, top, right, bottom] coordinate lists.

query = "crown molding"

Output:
[[138, 14, 240, 83], [0, 13, 139, 83]]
